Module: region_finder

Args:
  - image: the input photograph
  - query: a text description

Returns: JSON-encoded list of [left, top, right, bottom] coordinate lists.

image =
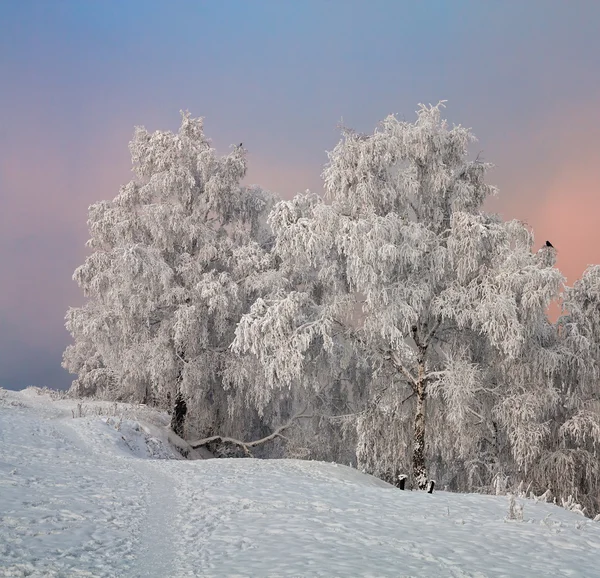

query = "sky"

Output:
[[1, 0, 599, 390]]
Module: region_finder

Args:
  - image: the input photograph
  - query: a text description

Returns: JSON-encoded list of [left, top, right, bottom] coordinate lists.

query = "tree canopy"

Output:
[[65, 104, 600, 515], [233, 103, 564, 488], [64, 112, 280, 440]]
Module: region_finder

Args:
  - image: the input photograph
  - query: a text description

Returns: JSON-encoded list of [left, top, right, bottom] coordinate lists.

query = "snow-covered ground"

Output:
[[1, 388, 600, 578]]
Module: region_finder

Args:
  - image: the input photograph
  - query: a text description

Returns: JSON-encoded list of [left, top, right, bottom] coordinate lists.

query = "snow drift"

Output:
[[1, 388, 599, 577]]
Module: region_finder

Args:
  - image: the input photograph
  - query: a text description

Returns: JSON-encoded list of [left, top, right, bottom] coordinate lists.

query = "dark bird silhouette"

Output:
[[545, 240, 554, 248], [239, 142, 243, 147]]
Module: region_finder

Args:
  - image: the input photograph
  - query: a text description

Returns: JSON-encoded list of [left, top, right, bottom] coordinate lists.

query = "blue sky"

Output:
[[1, 0, 599, 389]]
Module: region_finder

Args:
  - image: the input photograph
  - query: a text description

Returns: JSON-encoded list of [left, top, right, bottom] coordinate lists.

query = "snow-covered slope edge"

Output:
[[1, 388, 600, 578]]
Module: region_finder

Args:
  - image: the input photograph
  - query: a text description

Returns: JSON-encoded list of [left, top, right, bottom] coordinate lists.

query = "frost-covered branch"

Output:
[[188, 408, 314, 455]]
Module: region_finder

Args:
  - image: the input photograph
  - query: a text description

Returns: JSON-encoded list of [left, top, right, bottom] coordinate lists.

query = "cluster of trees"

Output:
[[63, 105, 600, 516]]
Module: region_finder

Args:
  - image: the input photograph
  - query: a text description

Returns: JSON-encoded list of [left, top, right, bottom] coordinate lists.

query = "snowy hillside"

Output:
[[1, 388, 599, 578]]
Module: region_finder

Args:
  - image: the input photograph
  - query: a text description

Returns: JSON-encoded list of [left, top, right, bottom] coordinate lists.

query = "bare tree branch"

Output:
[[188, 408, 314, 454]]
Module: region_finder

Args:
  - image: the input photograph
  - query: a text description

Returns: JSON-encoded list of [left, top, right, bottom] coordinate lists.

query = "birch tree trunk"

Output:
[[412, 364, 428, 489], [170, 366, 187, 438]]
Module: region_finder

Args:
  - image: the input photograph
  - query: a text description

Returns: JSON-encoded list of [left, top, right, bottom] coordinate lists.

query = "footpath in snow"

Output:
[[1, 388, 600, 578]]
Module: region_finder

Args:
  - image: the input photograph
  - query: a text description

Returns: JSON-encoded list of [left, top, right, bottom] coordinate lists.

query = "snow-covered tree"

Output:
[[233, 103, 564, 488], [63, 112, 281, 440], [533, 266, 600, 516]]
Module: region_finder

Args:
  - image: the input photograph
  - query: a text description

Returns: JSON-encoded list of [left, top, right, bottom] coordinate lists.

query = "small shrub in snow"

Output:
[[506, 493, 524, 521], [561, 495, 586, 516], [493, 472, 509, 496], [541, 513, 562, 534], [530, 489, 552, 503], [25, 386, 67, 400]]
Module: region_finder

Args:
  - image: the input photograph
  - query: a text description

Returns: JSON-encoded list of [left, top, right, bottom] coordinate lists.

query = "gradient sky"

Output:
[[1, 0, 599, 390]]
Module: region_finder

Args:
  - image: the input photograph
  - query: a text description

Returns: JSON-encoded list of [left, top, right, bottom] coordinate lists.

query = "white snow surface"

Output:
[[1, 388, 600, 578]]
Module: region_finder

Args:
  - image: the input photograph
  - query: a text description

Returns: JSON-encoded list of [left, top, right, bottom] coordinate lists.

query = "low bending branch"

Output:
[[188, 408, 314, 455]]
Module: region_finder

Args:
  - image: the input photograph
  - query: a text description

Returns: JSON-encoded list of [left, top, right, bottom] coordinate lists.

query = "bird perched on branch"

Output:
[[545, 240, 554, 248]]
